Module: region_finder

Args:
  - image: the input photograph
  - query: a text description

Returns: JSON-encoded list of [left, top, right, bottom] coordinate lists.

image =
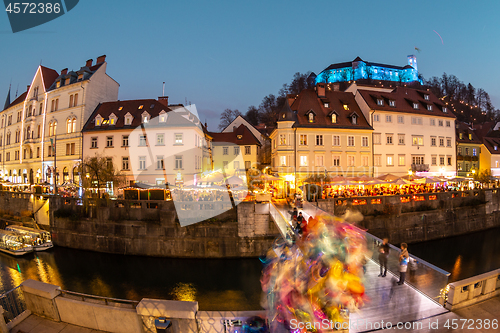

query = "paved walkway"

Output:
[[10, 314, 108, 333]]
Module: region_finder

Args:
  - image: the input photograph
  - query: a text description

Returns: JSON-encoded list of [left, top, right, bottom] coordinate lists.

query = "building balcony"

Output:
[[457, 155, 464, 161], [411, 164, 429, 172]]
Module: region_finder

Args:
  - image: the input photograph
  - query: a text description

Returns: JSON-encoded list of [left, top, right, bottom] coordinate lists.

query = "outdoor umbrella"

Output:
[[377, 173, 401, 182], [226, 175, 245, 185], [201, 172, 224, 183]]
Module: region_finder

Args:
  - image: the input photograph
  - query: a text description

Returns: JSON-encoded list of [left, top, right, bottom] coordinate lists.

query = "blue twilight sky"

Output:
[[0, 0, 499, 130]]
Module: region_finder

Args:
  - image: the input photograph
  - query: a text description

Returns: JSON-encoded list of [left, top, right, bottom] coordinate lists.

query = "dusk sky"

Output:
[[1, 0, 499, 130]]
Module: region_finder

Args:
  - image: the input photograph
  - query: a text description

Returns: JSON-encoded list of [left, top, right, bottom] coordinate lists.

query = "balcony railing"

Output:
[[411, 163, 429, 172]]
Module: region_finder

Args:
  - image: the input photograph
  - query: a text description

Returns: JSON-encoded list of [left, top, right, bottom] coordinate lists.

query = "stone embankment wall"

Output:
[[49, 199, 279, 258], [317, 189, 500, 244]]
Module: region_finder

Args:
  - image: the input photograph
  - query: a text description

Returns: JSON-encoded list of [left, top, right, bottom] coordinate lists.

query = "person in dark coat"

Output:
[[378, 238, 390, 277]]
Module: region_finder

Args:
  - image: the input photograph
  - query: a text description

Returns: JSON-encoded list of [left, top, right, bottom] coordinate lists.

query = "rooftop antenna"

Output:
[[162, 82, 165, 97]]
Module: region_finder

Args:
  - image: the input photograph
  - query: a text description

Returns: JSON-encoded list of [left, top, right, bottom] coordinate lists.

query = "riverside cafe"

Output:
[[297, 174, 482, 200]]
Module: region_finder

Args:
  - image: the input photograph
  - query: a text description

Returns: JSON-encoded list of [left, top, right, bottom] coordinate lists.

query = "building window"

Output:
[[432, 156, 437, 165], [175, 133, 183, 145], [156, 133, 164, 146], [386, 134, 393, 145], [386, 155, 394, 166], [48, 146, 54, 157], [398, 155, 405, 166], [385, 115, 392, 123], [397, 115, 404, 124], [362, 136, 368, 147], [446, 121, 451, 127], [443, 107, 448, 113], [411, 117, 423, 125], [440, 156, 445, 166], [65, 143, 75, 155], [424, 94, 429, 100], [308, 113, 314, 123], [347, 136, 355, 146], [125, 115, 132, 125], [458, 163, 462, 171], [279, 134, 286, 145], [458, 147, 462, 155], [412, 156, 424, 165], [331, 113, 337, 123], [373, 133, 381, 145], [427, 105, 433, 111], [398, 134, 405, 145], [300, 155, 308, 167], [439, 137, 444, 147], [373, 114, 380, 122], [233, 161, 240, 170], [362, 155, 369, 166], [234, 146, 240, 155], [139, 135, 147, 146], [106, 136, 113, 147], [245, 161, 251, 170], [36, 147, 40, 158], [333, 135, 340, 146], [374, 155, 382, 167], [377, 99, 384, 106], [157, 156, 164, 170], [472, 148, 477, 156], [438, 120, 443, 126], [332, 155, 340, 167], [139, 156, 146, 170], [122, 135, 129, 147], [300, 134, 308, 145], [465, 147, 470, 155], [389, 100, 396, 107], [324, 102, 329, 108], [223, 147, 228, 155], [343, 104, 349, 111], [280, 156, 287, 166], [316, 135, 323, 146], [122, 157, 129, 170], [316, 155, 324, 167], [48, 121, 57, 136], [413, 103, 419, 109], [175, 156, 183, 169], [430, 119, 436, 126], [412, 136, 424, 146], [447, 156, 452, 166], [91, 137, 97, 148], [431, 137, 436, 146], [222, 161, 229, 169], [245, 146, 251, 155], [348, 155, 355, 167], [351, 115, 357, 125]]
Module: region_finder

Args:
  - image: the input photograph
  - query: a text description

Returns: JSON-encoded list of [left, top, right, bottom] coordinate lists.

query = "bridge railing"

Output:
[[0, 285, 28, 327], [269, 203, 293, 242], [445, 268, 500, 310], [300, 202, 450, 304]]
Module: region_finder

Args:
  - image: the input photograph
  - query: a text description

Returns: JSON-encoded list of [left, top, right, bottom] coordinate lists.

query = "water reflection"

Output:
[[170, 282, 197, 302], [451, 255, 462, 278]]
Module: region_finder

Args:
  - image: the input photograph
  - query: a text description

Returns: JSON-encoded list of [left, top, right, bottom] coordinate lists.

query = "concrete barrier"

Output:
[[136, 299, 198, 333], [20, 279, 61, 321], [55, 296, 143, 333], [446, 268, 500, 310], [197, 310, 266, 333]]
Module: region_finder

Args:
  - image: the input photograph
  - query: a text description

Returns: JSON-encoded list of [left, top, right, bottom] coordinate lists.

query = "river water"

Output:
[[0, 227, 499, 310]]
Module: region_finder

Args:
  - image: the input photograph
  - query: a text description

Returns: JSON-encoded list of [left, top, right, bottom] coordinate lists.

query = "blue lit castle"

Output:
[[316, 55, 422, 84]]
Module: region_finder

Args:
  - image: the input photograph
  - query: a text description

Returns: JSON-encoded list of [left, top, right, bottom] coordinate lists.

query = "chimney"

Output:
[[316, 83, 326, 97], [61, 68, 68, 75], [86, 59, 93, 67], [287, 94, 296, 107], [96, 55, 106, 64], [27, 85, 30, 92], [158, 96, 169, 107]]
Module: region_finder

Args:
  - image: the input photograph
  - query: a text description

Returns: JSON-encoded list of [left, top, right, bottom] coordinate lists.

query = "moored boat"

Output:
[[0, 230, 33, 256], [4, 226, 53, 251]]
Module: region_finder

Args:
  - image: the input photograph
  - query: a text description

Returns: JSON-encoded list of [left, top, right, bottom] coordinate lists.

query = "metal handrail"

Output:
[[60, 290, 139, 307], [0, 285, 21, 298]]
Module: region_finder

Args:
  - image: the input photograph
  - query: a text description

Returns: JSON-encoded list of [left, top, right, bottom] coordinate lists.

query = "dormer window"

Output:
[[343, 104, 349, 111], [324, 102, 329, 108], [237, 135, 243, 140], [377, 99, 384, 106], [95, 115, 102, 126], [495, 145, 498, 151], [331, 113, 337, 123], [141, 111, 150, 124], [349, 113, 358, 125], [424, 95, 429, 100], [56, 81, 61, 88], [443, 107, 448, 113], [389, 100, 395, 107], [159, 110, 167, 123], [427, 105, 433, 111], [308, 113, 314, 123], [413, 103, 419, 109], [469, 134, 472, 140], [109, 113, 117, 126], [459, 133, 463, 140], [124, 112, 133, 125], [78, 73, 83, 81]]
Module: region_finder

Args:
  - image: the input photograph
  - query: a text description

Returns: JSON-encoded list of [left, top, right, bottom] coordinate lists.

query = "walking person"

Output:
[[398, 243, 409, 285], [378, 238, 390, 277]]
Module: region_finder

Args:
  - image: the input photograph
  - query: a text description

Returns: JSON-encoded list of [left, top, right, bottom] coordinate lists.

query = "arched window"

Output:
[[72, 118, 76, 133], [67, 119, 72, 133], [6, 132, 11, 145], [15, 130, 20, 143], [49, 122, 53, 136], [63, 167, 69, 182]]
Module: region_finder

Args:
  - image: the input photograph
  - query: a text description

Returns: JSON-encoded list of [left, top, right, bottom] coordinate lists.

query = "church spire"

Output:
[[3, 85, 11, 110]]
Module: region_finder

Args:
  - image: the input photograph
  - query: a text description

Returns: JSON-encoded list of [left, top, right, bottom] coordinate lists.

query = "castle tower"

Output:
[[407, 55, 418, 72]]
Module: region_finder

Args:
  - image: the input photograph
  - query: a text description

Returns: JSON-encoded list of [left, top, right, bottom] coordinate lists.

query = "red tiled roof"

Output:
[[358, 87, 456, 118], [456, 122, 482, 144], [40, 66, 59, 90], [483, 137, 500, 155], [288, 89, 372, 130], [209, 124, 261, 146]]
